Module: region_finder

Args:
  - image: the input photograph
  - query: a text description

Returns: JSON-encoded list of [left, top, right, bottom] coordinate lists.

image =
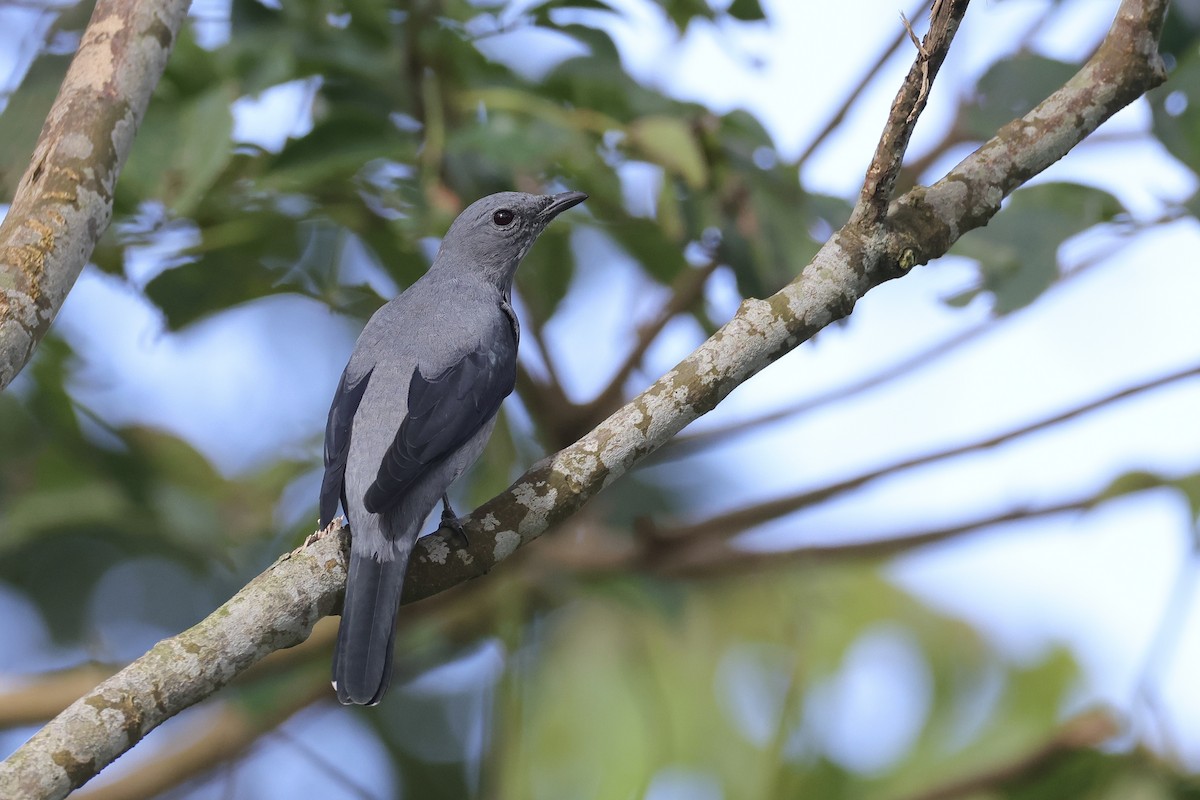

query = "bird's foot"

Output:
[[298, 516, 345, 551], [436, 499, 469, 550]]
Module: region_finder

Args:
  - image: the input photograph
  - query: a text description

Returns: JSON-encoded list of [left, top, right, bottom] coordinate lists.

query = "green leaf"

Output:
[[1149, 50, 1200, 175], [962, 54, 1079, 139], [530, 0, 614, 24], [540, 25, 673, 120], [1158, 2, 1200, 65], [607, 217, 688, 284], [658, 0, 715, 29], [726, 0, 766, 21], [718, 187, 850, 298], [950, 182, 1125, 313], [142, 215, 375, 329], [1168, 471, 1200, 524], [627, 115, 708, 188], [1098, 470, 1165, 503], [143, 218, 294, 329], [0, 54, 71, 200], [261, 111, 403, 192], [118, 86, 236, 216]]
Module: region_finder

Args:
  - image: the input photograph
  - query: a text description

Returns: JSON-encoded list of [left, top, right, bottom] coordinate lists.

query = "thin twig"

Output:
[[658, 495, 1098, 577], [1133, 543, 1200, 762], [515, 360, 577, 443], [1014, 2, 1067, 53], [269, 727, 378, 800], [795, 0, 935, 168], [855, 0, 971, 224], [663, 360, 1200, 542], [892, 709, 1120, 800], [525, 317, 568, 394], [660, 319, 992, 458], [514, 318, 585, 446]]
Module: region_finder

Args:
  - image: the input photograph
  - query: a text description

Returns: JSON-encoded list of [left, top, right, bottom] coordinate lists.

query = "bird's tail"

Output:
[[332, 547, 408, 705]]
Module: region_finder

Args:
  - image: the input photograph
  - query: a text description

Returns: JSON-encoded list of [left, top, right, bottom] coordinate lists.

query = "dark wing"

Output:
[[319, 367, 373, 528], [363, 338, 515, 515]]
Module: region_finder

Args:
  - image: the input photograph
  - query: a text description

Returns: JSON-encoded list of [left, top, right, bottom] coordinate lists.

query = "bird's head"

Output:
[[434, 191, 587, 291]]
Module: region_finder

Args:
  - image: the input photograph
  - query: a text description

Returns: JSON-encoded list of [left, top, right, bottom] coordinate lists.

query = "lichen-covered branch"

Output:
[[574, 257, 721, 438], [0, 530, 346, 800], [402, 0, 1167, 602], [74, 681, 328, 800], [889, 0, 1167, 253], [0, 666, 120, 729], [0, 0, 191, 390], [0, 0, 1169, 797], [854, 0, 970, 224]]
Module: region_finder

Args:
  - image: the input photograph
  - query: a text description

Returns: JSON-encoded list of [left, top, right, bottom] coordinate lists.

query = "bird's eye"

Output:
[[492, 209, 514, 226]]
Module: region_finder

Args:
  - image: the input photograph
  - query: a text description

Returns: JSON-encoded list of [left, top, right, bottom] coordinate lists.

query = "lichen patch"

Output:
[[423, 535, 450, 565], [493, 529, 520, 561]]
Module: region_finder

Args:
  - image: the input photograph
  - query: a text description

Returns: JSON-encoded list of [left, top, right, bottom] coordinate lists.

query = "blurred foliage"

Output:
[[2, 0, 1200, 798], [949, 183, 1125, 313], [0, 338, 306, 640], [489, 568, 1079, 800], [960, 54, 1080, 141]]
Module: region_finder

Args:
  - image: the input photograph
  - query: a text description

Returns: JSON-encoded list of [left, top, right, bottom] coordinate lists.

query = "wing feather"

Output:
[[363, 338, 515, 515], [319, 367, 373, 528]]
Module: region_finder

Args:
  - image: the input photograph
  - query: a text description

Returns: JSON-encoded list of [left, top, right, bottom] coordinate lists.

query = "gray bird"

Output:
[[319, 190, 586, 705]]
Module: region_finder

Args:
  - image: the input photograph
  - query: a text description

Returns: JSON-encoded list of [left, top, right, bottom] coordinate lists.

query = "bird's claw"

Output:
[[437, 507, 470, 550], [296, 516, 345, 552]]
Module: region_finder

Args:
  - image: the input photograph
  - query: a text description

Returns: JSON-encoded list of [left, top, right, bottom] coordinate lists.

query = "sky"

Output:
[[3, 0, 1200, 790]]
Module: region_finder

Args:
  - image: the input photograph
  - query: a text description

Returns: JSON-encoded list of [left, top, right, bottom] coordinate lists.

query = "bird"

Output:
[[319, 190, 587, 705]]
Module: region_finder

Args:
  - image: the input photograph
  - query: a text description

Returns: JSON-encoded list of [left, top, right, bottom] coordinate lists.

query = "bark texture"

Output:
[[0, 528, 345, 800], [0, 0, 191, 390]]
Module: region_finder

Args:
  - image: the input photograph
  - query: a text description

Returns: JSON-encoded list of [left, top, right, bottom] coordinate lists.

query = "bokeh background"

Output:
[[3, 0, 1200, 797]]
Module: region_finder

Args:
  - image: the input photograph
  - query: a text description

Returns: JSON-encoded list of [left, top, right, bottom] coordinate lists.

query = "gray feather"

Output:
[[321, 190, 586, 705]]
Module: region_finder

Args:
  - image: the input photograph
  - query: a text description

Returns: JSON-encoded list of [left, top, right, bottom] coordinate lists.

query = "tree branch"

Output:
[[796, 0, 935, 168], [661, 359, 1200, 542], [0, 528, 347, 800], [0, 0, 192, 390], [656, 495, 1099, 578], [74, 680, 328, 800], [0, 621, 342, 730], [661, 214, 1142, 457], [659, 319, 992, 458], [0, 0, 1169, 796], [572, 257, 721, 436], [888, 0, 1167, 255], [854, 0, 970, 225], [0, 666, 119, 729]]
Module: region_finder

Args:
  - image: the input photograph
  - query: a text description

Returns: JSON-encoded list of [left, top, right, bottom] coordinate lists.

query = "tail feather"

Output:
[[333, 548, 407, 705]]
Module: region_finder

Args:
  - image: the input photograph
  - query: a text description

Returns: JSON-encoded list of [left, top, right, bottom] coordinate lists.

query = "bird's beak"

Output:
[[539, 191, 588, 221]]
